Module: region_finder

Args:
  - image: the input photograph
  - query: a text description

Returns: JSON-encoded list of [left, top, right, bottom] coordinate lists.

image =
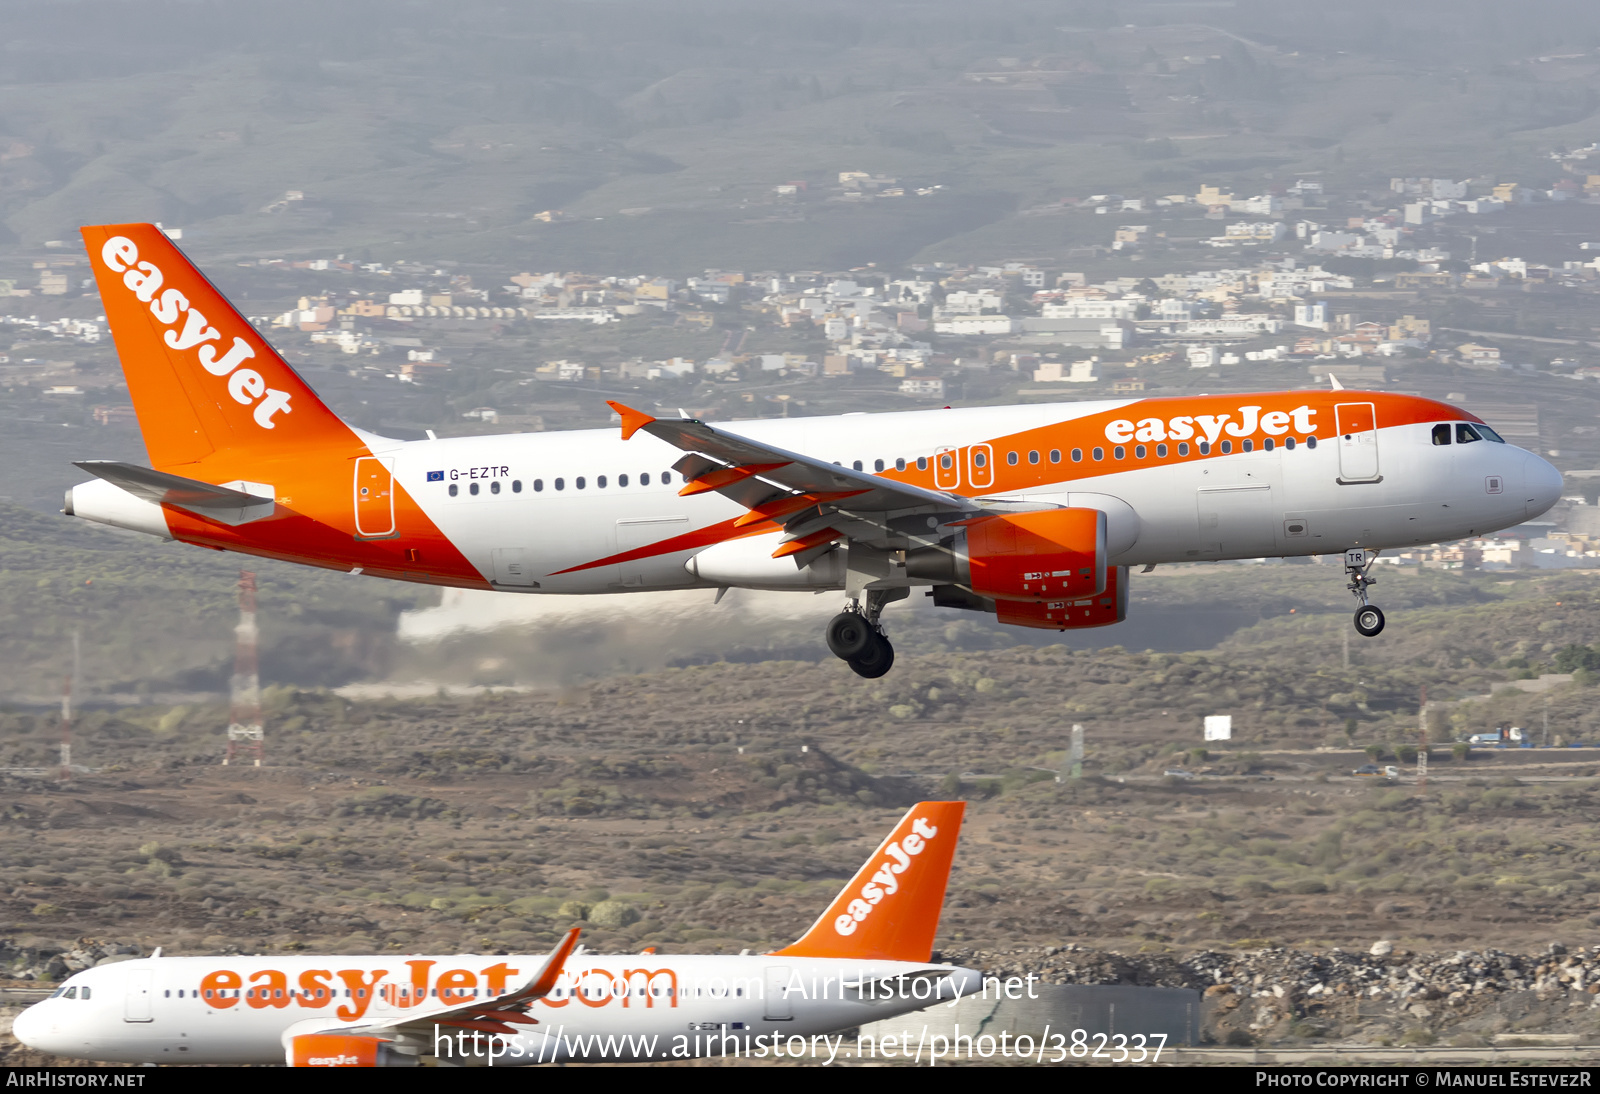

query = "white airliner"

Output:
[[66, 224, 1562, 676], [14, 802, 973, 1066]]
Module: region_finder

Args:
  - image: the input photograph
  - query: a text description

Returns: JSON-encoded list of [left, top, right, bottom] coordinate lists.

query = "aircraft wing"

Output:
[[608, 402, 982, 564], [327, 928, 581, 1041]]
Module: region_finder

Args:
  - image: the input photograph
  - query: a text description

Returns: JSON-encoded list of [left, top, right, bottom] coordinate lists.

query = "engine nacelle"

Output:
[[287, 1033, 417, 1067], [906, 507, 1105, 602], [931, 565, 1129, 631]]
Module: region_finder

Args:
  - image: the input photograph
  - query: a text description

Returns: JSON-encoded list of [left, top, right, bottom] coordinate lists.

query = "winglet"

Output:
[[525, 927, 582, 998], [607, 401, 656, 441], [1328, 371, 1344, 391], [773, 801, 965, 962]]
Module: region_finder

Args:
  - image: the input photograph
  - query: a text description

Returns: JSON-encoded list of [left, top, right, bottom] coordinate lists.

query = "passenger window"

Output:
[[1220, 441, 1232, 454], [1113, 446, 1125, 459], [895, 458, 906, 471], [1432, 424, 1452, 446], [490, 480, 500, 495], [917, 457, 929, 471], [1456, 423, 1482, 444], [1135, 445, 1146, 459], [853, 460, 863, 471], [1285, 437, 1296, 450], [1004, 451, 1017, 466], [939, 453, 952, 470], [1306, 436, 1318, 449], [1241, 439, 1253, 453], [1092, 447, 1104, 461], [1263, 438, 1273, 452], [448, 483, 458, 497], [1157, 443, 1168, 457], [662, 472, 672, 484], [619, 474, 628, 487], [1028, 450, 1040, 464], [597, 475, 607, 488], [640, 472, 651, 486], [974, 451, 987, 468], [1178, 442, 1190, 456], [576, 477, 586, 489], [1049, 449, 1061, 463], [469, 482, 479, 496], [533, 479, 543, 492], [554, 478, 565, 490], [1070, 449, 1082, 462], [513, 480, 522, 493], [874, 459, 884, 472], [1199, 442, 1211, 455]]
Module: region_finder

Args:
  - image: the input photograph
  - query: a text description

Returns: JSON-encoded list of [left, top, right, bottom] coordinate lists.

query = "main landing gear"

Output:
[[1344, 548, 1385, 637], [826, 589, 899, 678]]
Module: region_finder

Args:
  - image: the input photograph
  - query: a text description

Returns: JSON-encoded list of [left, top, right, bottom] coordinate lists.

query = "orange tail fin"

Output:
[[81, 223, 357, 470], [773, 801, 965, 963]]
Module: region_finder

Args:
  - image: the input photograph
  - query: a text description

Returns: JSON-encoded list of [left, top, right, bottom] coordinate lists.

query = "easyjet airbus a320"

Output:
[[16, 803, 974, 1066], [67, 224, 1562, 676]]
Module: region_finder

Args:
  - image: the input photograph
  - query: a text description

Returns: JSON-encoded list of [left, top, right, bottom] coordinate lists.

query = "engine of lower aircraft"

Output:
[[931, 564, 1129, 631], [287, 1033, 417, 1067]]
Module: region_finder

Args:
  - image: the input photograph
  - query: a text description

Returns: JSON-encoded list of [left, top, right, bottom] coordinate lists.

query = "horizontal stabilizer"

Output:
[[74, 461, 276, 526]]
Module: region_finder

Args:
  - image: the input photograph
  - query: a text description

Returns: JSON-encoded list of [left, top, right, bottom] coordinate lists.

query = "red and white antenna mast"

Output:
[[223, 571, 264, 767], [59, 629, 79, 781]]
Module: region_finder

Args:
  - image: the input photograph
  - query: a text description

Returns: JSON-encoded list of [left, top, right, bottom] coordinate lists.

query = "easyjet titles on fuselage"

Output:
[[1103, 404, 1318, 446]]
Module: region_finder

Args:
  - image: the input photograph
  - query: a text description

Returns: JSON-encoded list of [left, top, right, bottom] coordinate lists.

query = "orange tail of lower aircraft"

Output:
[[773, 800, 965, 963], [81, 223, 358, 470]]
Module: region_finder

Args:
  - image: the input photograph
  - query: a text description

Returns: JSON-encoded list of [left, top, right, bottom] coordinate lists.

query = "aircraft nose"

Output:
[[1523, 452, 1563, 520], [11, 1002, 46, 1049]]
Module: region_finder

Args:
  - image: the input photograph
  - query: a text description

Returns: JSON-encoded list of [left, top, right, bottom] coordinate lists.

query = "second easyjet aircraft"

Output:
[[67, 224, 1562, 676]]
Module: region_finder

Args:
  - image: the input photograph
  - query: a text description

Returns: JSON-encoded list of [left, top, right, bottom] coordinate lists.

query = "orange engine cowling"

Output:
[[906, 507, 1106, 602], [931, 566, 1129, 631], [994, 565, 1128, 630], [289, 1034, 416, 1067]]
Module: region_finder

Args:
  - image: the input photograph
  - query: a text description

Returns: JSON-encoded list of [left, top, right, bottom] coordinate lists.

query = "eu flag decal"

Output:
[[427, 470, 445, 482]]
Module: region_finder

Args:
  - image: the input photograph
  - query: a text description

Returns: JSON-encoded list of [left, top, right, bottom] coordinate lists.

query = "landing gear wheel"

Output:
[[849, 633, 895, 678], [825, 612, 875, 660], [1353, 605, 1385, 637]]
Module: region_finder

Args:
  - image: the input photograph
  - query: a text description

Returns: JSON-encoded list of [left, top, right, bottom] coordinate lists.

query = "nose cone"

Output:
[[1524, 452, 1563, 520], [11, 1002, 48, 1050]]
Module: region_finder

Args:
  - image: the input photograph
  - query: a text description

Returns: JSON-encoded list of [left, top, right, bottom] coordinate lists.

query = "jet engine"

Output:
[[287, 1033, 417, 1067], [931, 565, 1129, 631], [906, 507, 1106, 601]]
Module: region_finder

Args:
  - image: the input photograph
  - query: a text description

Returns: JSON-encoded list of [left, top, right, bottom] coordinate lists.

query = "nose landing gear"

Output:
[[1345, 549, 1385, 637], [825, 588, 903, 678]]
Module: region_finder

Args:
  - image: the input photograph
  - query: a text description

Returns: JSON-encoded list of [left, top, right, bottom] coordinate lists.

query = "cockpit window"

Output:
[[1432, 424, 1452, 446], [1456, 423, 1482, 444], [1476, 424, 1505, 443], [81, 987, 91, 999], [63, 987, 77, 999]]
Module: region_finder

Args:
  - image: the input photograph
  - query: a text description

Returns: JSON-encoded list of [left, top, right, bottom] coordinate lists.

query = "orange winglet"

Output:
[[771, 526, 840, 559], [607, 401, 656, 441], [679, 462, 789, 497], [773, 801, 966, 962], [527, 928, 581, 998], [732, 490, 867, 528]]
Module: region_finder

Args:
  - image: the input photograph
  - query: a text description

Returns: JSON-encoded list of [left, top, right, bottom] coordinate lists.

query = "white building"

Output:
[[933, 316, 1018, 335], [1041, 299, 1140, 320]]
